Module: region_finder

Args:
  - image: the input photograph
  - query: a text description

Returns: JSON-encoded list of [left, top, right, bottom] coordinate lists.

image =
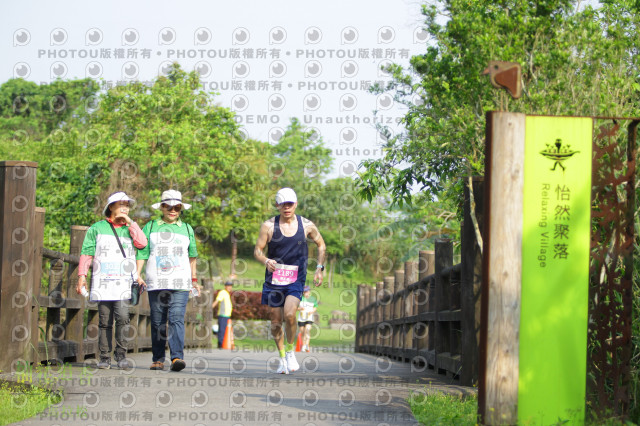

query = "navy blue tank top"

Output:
[[264, 215, 308, 286]]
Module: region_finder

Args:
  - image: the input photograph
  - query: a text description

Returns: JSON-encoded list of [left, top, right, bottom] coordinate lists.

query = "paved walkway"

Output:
[[7, 348, 474, 426]]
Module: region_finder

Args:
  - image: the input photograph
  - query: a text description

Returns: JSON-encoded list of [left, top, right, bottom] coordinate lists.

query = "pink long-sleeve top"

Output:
[[78, 219, 147, 276]]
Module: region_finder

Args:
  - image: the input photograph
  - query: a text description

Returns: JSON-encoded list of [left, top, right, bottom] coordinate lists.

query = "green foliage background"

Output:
[[0, 64, 449, 283]]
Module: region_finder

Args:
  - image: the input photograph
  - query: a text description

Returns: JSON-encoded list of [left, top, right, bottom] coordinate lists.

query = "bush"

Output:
[[212, 290, 271, 321]]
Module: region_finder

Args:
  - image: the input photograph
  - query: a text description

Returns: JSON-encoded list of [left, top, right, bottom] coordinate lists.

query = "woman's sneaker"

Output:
[[276, 357, 289, 374], [285, 351, 299, 373], [117, 359, 133, 370], [150, 361, 164, 370]]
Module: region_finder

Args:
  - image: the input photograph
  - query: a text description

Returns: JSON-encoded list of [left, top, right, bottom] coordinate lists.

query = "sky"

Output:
[[1, 0, 429, 178]]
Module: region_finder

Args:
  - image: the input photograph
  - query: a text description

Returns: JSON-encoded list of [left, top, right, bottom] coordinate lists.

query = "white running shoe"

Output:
[[276, 357, 289, 374], [285, 350, 299, 373], [301, 345, 307, 352]]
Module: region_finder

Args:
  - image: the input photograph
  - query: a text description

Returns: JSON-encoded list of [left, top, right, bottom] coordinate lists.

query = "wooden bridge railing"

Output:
[[0, 161, 213, 372], [355, 178, 484, 386]]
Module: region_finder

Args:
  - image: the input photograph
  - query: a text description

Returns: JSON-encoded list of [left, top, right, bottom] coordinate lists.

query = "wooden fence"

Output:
[[355, 178, 483, 386], [0, 161, 213, 372]]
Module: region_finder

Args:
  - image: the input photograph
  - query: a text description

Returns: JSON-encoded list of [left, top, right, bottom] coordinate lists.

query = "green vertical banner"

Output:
[[519, 116, 592, 424]]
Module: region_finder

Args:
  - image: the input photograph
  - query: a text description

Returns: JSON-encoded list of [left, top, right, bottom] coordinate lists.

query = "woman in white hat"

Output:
[[136, 189, 200, 372], [76, 191, 148, 369]]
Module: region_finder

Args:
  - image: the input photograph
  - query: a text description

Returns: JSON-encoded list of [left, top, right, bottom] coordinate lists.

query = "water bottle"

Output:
[[189, 286, 200, 298]]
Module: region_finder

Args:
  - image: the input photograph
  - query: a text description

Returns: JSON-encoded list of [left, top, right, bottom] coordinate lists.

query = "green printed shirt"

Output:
[[80, 220, 138, 301], [137, 218, 197, 291]]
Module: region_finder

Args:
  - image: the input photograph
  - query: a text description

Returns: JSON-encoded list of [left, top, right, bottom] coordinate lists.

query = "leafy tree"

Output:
[[270, 117, 333, 191], [358, 0, 640, 206], [0, 66, 272, 257]]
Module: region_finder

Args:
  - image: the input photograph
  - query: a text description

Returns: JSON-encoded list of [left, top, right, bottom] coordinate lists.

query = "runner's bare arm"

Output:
[[305, 220, 326, 286], [306, 221, 326, 266], [254, 219, 276, 272]]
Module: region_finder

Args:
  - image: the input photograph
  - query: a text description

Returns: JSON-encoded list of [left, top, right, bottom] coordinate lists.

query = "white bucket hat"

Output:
[[151, 189, 192, 210], [102, 191, 135, 216], [275, 187, 297, 205]]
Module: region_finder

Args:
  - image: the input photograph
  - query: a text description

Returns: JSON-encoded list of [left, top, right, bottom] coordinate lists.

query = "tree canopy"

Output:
[[358, 0, 640, 205]]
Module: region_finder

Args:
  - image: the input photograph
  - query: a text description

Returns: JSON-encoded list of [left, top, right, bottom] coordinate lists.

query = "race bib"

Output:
[[272, 264, 299, 286], [155, 256, 184, 275], [98, 261, 123, 276]]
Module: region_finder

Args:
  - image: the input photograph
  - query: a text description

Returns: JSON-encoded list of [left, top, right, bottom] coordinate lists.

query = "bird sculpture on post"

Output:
[[482, 61, 522, 99]]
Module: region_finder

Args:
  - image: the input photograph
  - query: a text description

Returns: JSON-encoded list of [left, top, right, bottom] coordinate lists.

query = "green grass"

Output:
[[0, 380, 61, 425], [408, 390, 633, 426], [221, 327, 355, 352], [216, 255, 368, 327], [409, 390, 478, 426]]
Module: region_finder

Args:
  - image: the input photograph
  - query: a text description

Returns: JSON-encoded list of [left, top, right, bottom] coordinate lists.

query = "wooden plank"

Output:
[[393, 270, 404, 349], [30, 208, 46, 366], [0, 162, 37, 372], [42, 248, 80, 265], [375, 281, 383, 349], [46, 260, 64, 341], [437, 352, 462, 376], [416, 349, 437, 367], [37, 294, 83, 309], [82, 340, 98, 356], [38, 340, 78, 361], [437, 310, 461, 322], [65, 226, 88, 361], [461, 178, 484, 386], [404, 262, 416, 351], [434, 240, 453, 364], [479, 111, 525, 425], [356, 285, 364, 351]]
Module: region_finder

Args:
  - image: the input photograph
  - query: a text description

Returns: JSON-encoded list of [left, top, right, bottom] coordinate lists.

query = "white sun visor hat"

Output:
[[275, 188, 297, 205], [102, 191, 135, 216], [151, 189, 192, 210]]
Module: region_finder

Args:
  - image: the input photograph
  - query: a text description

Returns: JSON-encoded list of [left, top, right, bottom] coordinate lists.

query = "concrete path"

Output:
[[7, 348, 475, 426]]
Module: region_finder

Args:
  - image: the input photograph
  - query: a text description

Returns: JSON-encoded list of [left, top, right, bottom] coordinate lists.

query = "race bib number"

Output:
[[272, 264, 299, 286], [98, 261, 123, 276], [155, 256, 184, 274]]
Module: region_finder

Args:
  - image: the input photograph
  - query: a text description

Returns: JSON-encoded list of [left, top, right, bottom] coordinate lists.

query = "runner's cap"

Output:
[[275, 187, 297, 205]]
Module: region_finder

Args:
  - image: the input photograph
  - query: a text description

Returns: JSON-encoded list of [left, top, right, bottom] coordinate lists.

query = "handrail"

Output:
[[42, 248, 80, 265]]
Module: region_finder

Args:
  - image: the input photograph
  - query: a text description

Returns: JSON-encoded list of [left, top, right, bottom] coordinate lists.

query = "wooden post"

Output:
[[405, 261, 418, 316], [418, 250, 435, 280], [368, 285, 375, 349], [0, 161, 38, 372], [404, 261, 418, 355], [375, 281, 383, 350], [479, 112, 525, 424], [360, 285, 368, 348], [417, 251, 433, 315], [356, 284, 365, 351], [417, 251, 433, 358], [434, 239, 453, 375], [46, 260, 64, 342], [461, 178, 484, 386], [393, 269, 404, 352], [65, 226, 88, 361], [202, 278, 213, 349], [30, 208, 46, 367], [383, 276, 393, 349]]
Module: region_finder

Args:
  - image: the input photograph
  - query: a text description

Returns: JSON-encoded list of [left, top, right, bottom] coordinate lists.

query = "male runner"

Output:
[[254, 188, 326, 374]]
